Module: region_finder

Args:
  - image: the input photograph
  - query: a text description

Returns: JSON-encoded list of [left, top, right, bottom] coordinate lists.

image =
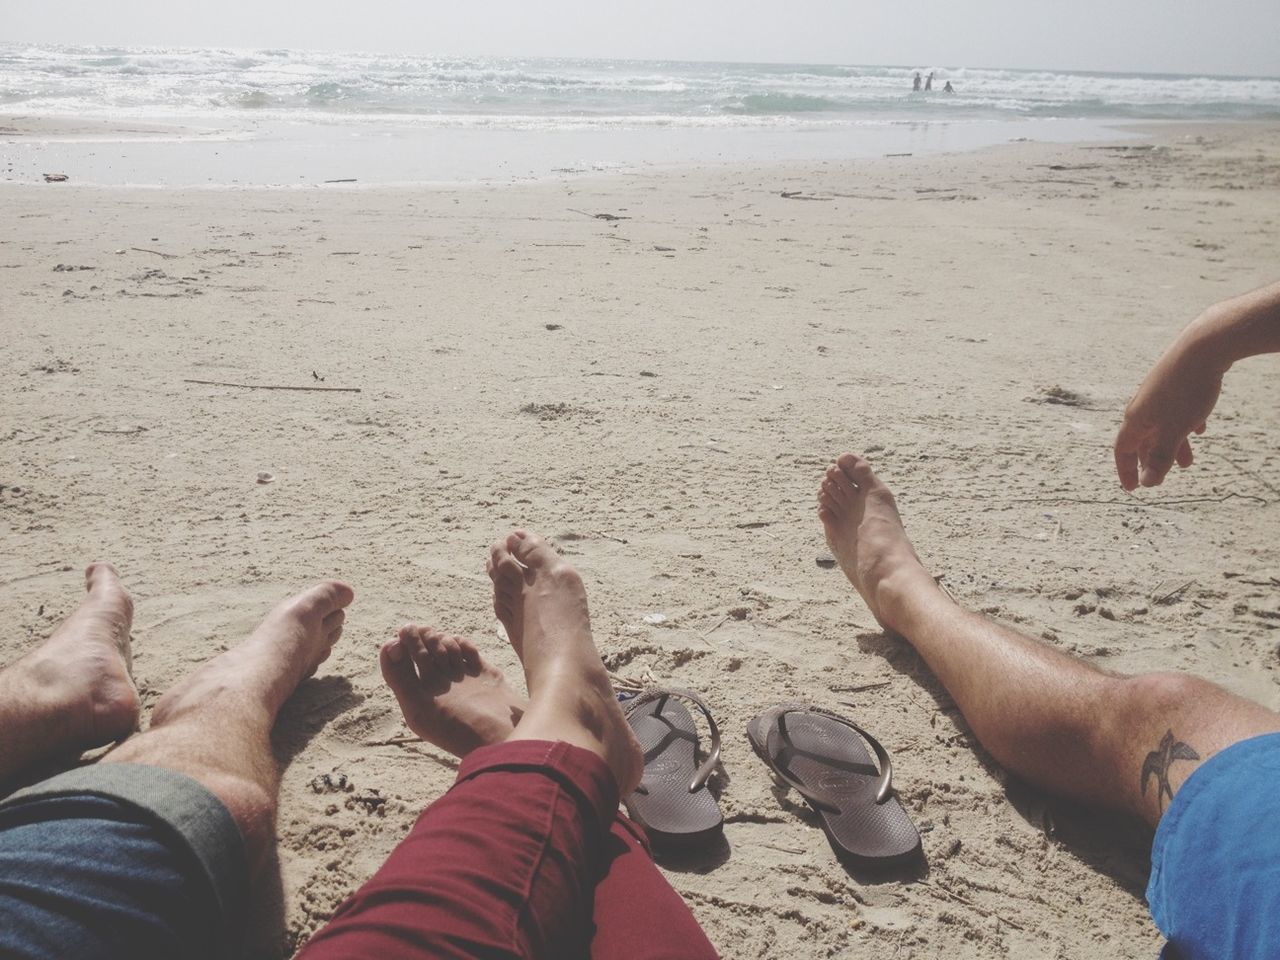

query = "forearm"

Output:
[[1185, 280, 1280, 370]]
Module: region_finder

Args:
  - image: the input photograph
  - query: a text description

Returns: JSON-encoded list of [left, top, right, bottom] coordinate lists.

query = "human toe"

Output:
[[79, 563, 134, 629], [489, 538, 525, 586], [294, 580, 356, 621], [825, 465, 855, 498], [84, 561, 123, 593], [380, 638, 423, 710], [837, 452, 878, 488], [323, 609, 345, 642], [401, 625, 433, 675], [427, 632, 465, 680], [507, 529, 555, 568], [510, 532, 581, 591], [442, 635, 468, 677], [455, 636, 482, 674]]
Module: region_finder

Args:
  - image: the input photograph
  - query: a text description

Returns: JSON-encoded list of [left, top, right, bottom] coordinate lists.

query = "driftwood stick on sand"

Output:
[[918, 491, 1269, 508], [131, 246, 178, 259], [182, 379, 361, 393], [567, 208, 632, 221], [362, 735, 423, 747], [1153, 579, 1196, 605], [921, 882, 1027, 931], [830, 680, 892, 694], [699, 615, 730, 643], [590, 530, 630, 544]]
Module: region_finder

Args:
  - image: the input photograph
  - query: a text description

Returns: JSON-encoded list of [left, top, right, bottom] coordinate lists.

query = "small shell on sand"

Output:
[[256, 471, 276, 484]]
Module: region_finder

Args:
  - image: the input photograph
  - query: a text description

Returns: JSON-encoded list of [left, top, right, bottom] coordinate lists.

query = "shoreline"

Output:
[[1, 111, 1154, 188], [0, 116, 1273, 194], [3, 113, 1276, 191]]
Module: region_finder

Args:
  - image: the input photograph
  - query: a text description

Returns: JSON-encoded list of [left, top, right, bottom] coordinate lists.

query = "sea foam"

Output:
[[2, 45, 1278, 130]]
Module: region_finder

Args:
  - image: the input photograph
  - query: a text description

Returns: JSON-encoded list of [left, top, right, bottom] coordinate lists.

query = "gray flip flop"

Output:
[[747, 703, 921, 869], [622, 688, 724, 846]]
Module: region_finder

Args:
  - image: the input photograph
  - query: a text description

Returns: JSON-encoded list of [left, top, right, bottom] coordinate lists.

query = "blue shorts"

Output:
[[1147, 731, 1280, 960], [0, 763, 248, 960]]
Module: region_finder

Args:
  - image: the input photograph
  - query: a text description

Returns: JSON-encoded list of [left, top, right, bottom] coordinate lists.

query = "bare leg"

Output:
[[487, 530, 643, 794], [0, 562, 140, 787], [820, 452, 1280, 827], [103, 581, 353, 879]]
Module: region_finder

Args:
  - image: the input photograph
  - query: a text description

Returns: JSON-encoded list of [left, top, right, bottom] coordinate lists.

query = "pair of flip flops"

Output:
[[622, 690, 921, 869]]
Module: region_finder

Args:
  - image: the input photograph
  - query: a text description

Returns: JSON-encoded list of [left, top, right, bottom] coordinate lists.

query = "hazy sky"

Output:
[[6, 0, 1278, 77]]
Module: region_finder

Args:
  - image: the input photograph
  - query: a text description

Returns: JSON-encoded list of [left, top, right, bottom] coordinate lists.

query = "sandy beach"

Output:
[[3, 120, 1279, 958]]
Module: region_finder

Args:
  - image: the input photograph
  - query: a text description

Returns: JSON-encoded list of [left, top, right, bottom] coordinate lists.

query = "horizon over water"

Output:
[[3, 44, 1279, 186]]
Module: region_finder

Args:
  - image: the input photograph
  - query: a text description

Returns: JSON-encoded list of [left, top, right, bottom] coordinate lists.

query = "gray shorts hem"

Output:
[[0, 763, 248, 957]]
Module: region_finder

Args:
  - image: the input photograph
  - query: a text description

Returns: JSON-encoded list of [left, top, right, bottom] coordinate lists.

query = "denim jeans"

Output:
[[0, 764, 246, 960]]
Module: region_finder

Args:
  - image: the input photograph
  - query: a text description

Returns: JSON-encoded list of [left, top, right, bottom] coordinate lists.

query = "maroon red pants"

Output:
[[299, 740, 720, 960]]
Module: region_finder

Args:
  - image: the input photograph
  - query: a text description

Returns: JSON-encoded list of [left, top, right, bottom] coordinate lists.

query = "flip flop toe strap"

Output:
[[759, 704, 894, 813], [625, 687, 722, 793]]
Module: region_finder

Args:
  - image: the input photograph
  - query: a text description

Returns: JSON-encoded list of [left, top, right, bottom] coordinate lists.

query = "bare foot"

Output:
[[488, 530, 643, 794], [488, 541, 525, 657], [4, 563, 140, 767], [381, 624, 526, 758], [151, 581, 354, 726], [818, 453, 940, 631]]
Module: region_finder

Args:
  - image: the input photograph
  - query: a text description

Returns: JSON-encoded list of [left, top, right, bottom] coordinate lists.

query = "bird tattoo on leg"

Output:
[[1142, 730, 1200, 813]]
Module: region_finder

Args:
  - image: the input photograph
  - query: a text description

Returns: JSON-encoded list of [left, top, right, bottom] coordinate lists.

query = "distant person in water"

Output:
[[925, 71, 934, 91], [943, 80, 954, 93], [912, 71, 922, 91]]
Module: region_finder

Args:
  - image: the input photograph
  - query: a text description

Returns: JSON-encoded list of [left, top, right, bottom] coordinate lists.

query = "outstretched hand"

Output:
[[1116, 283, 1280, 490], [1114, 338, 1224, 490]]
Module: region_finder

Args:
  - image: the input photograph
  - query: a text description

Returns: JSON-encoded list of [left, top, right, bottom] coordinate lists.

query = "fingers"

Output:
[[1138, 442, 1177, 488], [1175, 438, 1194, 469], [1116, 420, 1199, 490], [1113, 425, 1141, 491]]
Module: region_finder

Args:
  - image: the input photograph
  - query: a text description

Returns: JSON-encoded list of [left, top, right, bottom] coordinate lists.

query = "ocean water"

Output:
[[3, 45, 1279, 185]]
